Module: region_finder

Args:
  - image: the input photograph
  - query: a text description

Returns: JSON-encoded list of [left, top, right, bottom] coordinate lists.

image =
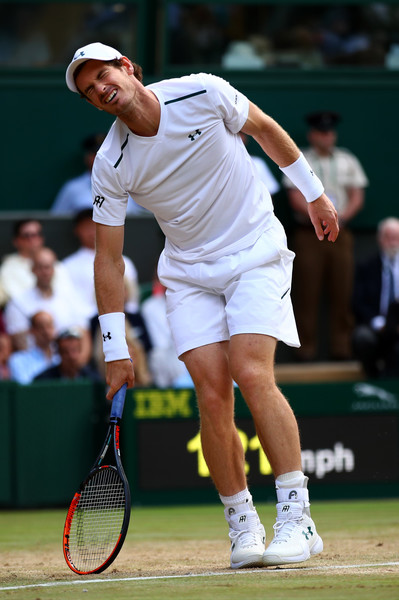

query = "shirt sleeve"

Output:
[[91, 154, 129, 226], [201, 73, 249, 134]]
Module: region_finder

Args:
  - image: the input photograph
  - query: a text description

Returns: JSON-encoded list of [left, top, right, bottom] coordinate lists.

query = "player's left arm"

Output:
[[241, 101, 339, 242]]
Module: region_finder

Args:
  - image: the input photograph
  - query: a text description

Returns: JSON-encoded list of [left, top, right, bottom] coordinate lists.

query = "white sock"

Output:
[[219, 488, 254, 517], [276, 470, 307, 488]]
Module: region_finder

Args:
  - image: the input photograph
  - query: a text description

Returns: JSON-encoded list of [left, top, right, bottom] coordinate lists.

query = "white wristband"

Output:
[[280, 152, 324, 203], [98, 312, 130, 362]]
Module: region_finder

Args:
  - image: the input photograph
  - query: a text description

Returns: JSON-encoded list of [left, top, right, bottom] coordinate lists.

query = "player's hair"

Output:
[[76, 58, 143, 99]]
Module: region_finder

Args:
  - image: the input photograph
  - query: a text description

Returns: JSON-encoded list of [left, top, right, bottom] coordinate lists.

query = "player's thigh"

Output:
[[229, 333, 277, 390]]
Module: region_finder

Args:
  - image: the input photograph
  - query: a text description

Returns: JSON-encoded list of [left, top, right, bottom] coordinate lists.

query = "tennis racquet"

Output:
[[63, 384, 131, 575]]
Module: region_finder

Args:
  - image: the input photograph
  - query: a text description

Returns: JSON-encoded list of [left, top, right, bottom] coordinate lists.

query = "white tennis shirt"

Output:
[[92, 73, 274, 263]]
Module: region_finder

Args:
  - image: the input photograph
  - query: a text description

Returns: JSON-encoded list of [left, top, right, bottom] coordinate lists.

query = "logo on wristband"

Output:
[[103, 332, 112, 341]]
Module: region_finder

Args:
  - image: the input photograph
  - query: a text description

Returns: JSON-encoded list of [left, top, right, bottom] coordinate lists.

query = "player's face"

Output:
[[75, 59, 137, 116]]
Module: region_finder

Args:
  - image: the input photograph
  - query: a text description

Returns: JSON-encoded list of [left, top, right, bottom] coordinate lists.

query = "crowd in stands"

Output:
[[1, 4, 399, 71], [0, 212, 193, 388], [168, 4, 399, 70], [0, 112, 398, 384]]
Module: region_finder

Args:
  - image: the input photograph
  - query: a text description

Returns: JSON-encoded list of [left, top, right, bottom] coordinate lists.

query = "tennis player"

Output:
[[66, 43, 338, 569]]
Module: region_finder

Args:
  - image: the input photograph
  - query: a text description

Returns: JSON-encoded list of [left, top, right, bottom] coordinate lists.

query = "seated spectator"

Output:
[[0, 332, 12, 380], [0, 218, 72, 303], [8, 311, 60, 384], [62, 208, 101, 320], [352, 217, 399, 377], [141, 273, 194, 388], [50, 133, 147, 216], [3, 247, 91, 360], [34, 328, 100, 381]]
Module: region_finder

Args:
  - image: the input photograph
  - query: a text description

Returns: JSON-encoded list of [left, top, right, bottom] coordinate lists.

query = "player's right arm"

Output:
[[94, 223, 135, 399]]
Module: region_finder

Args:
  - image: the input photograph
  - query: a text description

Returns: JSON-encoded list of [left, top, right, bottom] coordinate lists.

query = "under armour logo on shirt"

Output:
[[188, 129, 202, 141], [103, 332, 112, 341]]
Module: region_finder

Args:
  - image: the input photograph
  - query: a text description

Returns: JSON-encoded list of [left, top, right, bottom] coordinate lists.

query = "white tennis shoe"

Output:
[[227, 508, 266, 569], [263, 501, 323, 566]]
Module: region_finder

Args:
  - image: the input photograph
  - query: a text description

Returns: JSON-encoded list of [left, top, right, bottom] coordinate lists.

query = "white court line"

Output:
[[0, 562, 398, 592]]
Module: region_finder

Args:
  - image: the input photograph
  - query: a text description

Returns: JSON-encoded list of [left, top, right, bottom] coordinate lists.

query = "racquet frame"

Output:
[[63, 384, 131, 575]]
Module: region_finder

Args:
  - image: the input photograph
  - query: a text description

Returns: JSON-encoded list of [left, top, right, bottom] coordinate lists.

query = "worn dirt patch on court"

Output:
[[0, 536, 397, 586]]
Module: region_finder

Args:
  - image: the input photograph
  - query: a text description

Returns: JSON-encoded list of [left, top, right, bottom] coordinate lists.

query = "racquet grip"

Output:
[[110, 383, 128, 421]]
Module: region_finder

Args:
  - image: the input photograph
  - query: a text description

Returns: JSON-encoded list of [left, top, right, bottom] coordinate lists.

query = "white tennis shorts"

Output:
[[157, 217, 300, 357]]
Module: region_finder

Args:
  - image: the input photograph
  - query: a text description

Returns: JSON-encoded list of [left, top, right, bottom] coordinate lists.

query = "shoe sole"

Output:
[[263, 535, 323, 566], [231, 555, 265, 569]]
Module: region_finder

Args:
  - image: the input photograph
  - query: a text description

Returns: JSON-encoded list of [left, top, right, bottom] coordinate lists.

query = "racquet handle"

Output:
[[110, 383, 128, 422]]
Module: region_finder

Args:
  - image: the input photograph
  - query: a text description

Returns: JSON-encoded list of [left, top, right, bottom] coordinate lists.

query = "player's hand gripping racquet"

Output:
[[63, 384, 131, 575]]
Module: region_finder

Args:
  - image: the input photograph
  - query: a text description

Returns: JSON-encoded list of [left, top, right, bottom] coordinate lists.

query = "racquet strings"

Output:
[[68, 466, 126, 573]]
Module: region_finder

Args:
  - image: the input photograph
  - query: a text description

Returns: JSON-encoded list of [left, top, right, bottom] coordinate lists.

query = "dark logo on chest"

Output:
[[188, 129, 202, 142]]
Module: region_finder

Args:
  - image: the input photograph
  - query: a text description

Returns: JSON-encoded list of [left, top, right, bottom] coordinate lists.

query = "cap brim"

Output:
[[66, 58, 92, 93]]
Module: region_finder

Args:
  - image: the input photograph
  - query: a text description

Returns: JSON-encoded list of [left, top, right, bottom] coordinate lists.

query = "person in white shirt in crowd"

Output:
[[141, 271, 194, 388], [239, 132, 280, 197], [4, 247, 91, 361], [50, 133, 147, 216], [9, 311, 60, 384], [0, 219, 72, 304]]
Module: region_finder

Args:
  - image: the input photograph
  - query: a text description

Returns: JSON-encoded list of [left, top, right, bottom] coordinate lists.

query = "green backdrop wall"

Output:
[[1, 379, 398, 509], [1, 68, 398, 228]]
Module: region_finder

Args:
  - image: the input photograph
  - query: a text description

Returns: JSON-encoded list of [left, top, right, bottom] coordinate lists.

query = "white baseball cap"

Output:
[[66, 42, 122, 93]]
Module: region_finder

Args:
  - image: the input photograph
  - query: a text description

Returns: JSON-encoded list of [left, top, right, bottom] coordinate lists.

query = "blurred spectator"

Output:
[[352, 217, 399, 378], [34, 328, 100, 381], [62, 208, 102, 320], [169, 5, 226, 65], [283, 110, 368, 361], [318, 6, 386, 66], [3, 247, 91, 360], [0, 5, 50, 67], [51, 133, 147, 216], [9, 311, 60, 384], [239, 133, 280, 196], [0, 219, 72, 303], [141, 272, 194, 388], [222, 41, 264, 69], [0, 332, 12, 380]]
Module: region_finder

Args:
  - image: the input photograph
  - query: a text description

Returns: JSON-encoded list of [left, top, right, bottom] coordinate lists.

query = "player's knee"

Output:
[[231, 360, 274, 395]]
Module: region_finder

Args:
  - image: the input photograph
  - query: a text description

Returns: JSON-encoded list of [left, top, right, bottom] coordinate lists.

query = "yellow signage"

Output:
[[133, 389, 194, 419]]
